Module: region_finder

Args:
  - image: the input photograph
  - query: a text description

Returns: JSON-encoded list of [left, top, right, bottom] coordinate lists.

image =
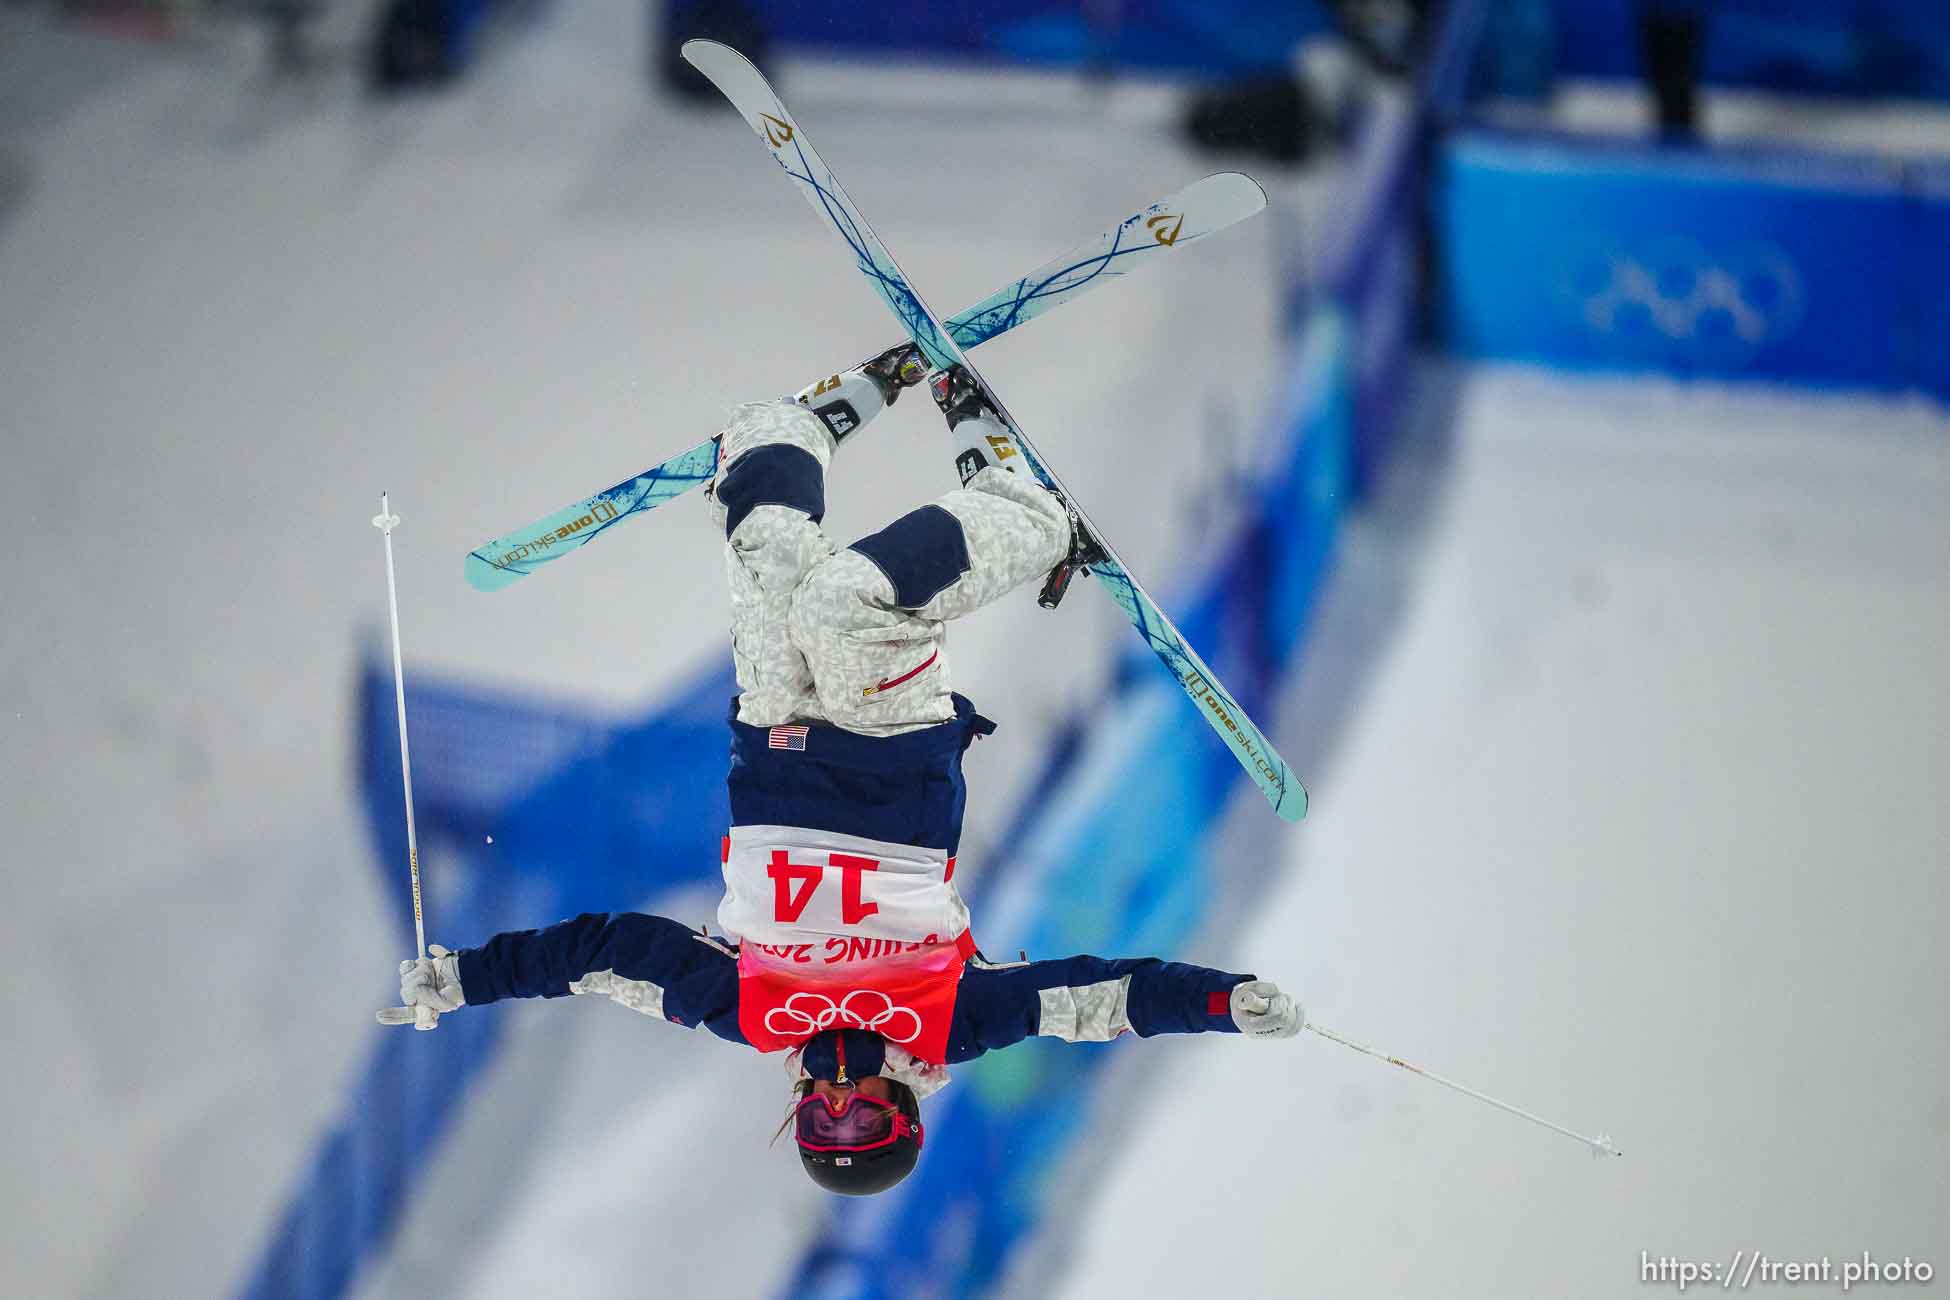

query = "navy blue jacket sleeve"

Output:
[[455, 912, 747, 1046], [945, 954, 1251, 1063]]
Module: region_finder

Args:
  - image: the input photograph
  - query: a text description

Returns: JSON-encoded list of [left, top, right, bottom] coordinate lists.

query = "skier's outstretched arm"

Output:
[[385, 912, 746, 1043], [944, 954, 1301, 1062]]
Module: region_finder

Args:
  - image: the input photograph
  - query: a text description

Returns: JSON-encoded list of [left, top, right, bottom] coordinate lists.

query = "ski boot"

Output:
[[929, 363, 997, 430], [859, 341, 930, 401], [1037, 496, 1109, 610], [794, 342, 928, 444], [930, 364, 1026, 486], [930, 365, 1101, 608]]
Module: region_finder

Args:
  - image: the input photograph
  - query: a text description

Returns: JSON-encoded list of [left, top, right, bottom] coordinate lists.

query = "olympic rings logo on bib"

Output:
[[763, 989, 924, 1044]]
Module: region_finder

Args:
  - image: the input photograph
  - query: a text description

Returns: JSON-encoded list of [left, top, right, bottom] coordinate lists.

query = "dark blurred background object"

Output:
[[657, 0, 770, 101], [1181, 0, 1434, 163], [1327, 0, 1435, 76], [367, 0, 553, 91], [1185, 76, 1321, 163], [1552, 0, 1950, 101], [371, 0, 484, 88], [1638, 0, 1704, 137], [256, 0, 320, 75]]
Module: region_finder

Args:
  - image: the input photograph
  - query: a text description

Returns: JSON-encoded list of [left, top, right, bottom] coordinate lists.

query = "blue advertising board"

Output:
[[1436, 130, 1924, 390]]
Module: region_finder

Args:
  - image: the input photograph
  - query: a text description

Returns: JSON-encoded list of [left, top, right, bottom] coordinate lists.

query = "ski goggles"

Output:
[[794, 1093, 922, 1154]]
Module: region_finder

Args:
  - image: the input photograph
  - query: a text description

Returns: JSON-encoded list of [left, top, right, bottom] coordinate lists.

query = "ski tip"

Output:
[[679, 38, 747, 73], [680, 39, 773, 114], [1200, 171, 1268, 216], [1271, 779, 1309, 822], [464, 551, 522, 593]]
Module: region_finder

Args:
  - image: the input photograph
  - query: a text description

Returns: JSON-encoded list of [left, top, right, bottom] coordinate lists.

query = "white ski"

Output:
[[683, 40, 1306, 821], [464, 172, 1266, 593]]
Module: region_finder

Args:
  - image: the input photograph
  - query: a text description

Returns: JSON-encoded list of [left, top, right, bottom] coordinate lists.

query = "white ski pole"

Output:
[[372, 493, 436, 1031], [1303, 1020, 1620, 1158]]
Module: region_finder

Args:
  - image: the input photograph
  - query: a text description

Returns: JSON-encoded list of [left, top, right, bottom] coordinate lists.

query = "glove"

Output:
[[1230, 979, 1303, 1040], [376, 944, 464, 1030]]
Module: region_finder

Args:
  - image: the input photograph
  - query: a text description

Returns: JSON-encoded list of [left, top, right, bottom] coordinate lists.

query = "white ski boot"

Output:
[[793, 342, 928, 443], [930, 365, 1104, 610]]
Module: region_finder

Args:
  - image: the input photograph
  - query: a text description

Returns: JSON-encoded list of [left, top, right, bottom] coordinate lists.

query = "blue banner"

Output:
[[1436, 129, 1931, 391], [1916, 163, 1950, 400], [693, 0, 1328, 77], [1548, 0, 1950, 101]]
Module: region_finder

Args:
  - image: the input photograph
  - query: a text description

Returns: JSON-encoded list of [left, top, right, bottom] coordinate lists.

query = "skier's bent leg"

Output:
[[712, 399, 837, 726], [711, 398, 835, 547], [787, 466, 1070, 734], [890, 465, 1070, 622]]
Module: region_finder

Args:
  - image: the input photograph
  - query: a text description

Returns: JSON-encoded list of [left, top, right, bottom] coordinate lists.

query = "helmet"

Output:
[[795, 1085, 923, 1196], [794, 1029, 923, 1196]]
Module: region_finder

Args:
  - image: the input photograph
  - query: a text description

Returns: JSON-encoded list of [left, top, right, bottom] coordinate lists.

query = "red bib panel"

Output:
[[737, 930, 976, 1065]]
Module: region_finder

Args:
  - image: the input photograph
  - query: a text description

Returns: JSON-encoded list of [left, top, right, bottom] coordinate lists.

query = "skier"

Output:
[[381, 348, 1305, 1196]]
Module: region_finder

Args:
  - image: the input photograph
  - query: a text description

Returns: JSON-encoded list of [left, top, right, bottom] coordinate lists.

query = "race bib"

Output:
[[717, 824, 970, 949]]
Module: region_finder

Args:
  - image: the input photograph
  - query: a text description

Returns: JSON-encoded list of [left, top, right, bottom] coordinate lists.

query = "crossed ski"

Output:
[[465, 172, 1267, 592], [682, 40, 1306, 821]]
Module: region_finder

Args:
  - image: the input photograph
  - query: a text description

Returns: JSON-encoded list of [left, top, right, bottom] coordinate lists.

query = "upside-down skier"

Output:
[[381, 350, 1305, 1196]]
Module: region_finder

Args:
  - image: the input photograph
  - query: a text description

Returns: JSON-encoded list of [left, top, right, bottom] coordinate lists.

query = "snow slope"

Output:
[[1061, 366, 1950, 1298]]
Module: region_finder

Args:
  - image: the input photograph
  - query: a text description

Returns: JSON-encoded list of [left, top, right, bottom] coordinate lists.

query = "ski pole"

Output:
[[1303, 1020, 1619, 1158], [371, 493, 436, 1031]]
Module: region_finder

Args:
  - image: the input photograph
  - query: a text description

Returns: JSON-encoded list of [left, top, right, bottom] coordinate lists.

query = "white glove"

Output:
[[1230, 980, 1303, 1040], [376, 944, 464, 1030]]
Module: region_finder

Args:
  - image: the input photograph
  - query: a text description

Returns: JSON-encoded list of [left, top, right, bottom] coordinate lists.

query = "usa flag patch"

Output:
[[768, 724, 809, 752]]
